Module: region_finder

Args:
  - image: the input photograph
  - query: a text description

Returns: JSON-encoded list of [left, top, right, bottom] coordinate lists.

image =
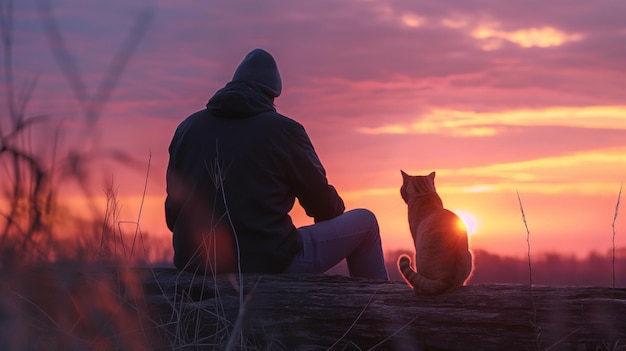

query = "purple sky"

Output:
[[3, 0, 626, 257]]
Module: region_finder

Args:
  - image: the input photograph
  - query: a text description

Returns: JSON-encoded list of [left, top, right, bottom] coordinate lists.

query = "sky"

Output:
[[3, 0, 626, 260]]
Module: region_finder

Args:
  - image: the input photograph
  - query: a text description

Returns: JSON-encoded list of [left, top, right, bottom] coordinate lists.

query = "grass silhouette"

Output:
[[1, 3, 214, 349]]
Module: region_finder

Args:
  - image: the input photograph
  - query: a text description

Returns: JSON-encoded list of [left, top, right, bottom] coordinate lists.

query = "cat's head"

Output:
[[400, 171, 437, 203]]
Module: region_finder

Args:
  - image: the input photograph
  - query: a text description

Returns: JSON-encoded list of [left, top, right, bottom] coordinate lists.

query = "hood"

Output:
[[232, 48, 282, 97], [206, 49, 281, 119]]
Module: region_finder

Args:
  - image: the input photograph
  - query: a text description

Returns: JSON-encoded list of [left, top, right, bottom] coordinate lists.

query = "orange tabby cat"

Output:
[[398, 171, 473, 295]]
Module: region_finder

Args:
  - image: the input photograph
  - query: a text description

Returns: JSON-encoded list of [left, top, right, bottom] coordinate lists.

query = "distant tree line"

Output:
[[327, 248, 626, 288]]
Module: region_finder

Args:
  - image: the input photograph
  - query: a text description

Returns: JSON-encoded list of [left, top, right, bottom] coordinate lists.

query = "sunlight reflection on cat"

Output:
[[453, 210, 478, 236]]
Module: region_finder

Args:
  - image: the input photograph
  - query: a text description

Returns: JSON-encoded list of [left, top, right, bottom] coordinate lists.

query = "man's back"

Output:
[[166, 81, 344, 273]]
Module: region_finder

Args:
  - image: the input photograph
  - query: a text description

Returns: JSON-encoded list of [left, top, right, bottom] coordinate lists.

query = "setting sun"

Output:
[[453, 210, 479, 236]]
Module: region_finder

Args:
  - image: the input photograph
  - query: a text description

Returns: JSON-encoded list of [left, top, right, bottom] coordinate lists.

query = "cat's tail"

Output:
[[397, 255, 450, 295]]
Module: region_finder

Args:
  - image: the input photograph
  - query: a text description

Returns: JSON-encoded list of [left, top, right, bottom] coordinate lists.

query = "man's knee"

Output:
[[349, 208, 380, 234], [354, 208, 377, 222]]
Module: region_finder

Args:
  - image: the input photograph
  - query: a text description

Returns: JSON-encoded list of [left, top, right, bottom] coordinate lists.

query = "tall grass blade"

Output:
[[130, 152, 151, 259], [516, 189, 533, 289], [327, 288, 379, 350], [612, 182, 622, 291]]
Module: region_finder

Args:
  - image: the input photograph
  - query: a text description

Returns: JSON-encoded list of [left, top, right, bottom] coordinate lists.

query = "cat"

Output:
[[397, 171, 473, 295]]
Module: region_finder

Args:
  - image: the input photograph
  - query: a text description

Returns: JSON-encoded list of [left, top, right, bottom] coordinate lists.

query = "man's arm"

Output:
[[285, 123, 345, 222]]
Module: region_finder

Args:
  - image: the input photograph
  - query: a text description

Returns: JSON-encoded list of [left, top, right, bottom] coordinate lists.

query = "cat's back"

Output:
[[415, 207, 466, 237], [413, 208, 470, 265], [428, 208, 466, 233]]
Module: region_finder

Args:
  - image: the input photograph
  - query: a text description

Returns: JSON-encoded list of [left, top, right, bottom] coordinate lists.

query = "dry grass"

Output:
[[0, 2, 254, 349], [517, 188, 624, 351]]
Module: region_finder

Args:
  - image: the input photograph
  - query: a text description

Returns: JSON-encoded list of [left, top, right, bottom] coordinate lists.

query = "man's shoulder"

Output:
[[175, 109, 207, 127], [178, 108, 306, 135], [185, 109, 209, 122], [260, 111, 304, 130]]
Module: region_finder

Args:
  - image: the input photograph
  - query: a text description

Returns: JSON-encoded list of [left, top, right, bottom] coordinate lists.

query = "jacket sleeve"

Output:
[[165, 129, 186, 232], [284, 123, 345, 222], [165, 168, 181, 232]]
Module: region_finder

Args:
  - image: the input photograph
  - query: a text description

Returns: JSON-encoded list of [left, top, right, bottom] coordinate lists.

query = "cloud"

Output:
[[400, 13, 426, 28], [345, 145, 626, 200], [403, 146, 626, 195], [357, 106, 626, 137], [472, 25, 584, 50]]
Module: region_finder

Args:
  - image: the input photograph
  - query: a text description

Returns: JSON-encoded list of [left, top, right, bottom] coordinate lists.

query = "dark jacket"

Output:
[[165, 50, 344, 273]]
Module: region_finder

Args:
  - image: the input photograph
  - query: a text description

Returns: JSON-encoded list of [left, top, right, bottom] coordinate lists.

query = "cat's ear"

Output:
[[401, 170, 409, 179], [428, 171, 436, 179]]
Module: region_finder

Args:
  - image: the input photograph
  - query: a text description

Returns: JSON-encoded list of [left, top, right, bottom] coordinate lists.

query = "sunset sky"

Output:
[[4, 0, 626, 260]]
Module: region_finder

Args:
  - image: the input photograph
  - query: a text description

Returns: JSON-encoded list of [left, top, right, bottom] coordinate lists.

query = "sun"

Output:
[[453, 210, 479, 236]]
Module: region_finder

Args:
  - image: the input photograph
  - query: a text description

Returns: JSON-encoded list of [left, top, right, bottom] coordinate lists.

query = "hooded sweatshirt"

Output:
[[165, 49, 345, 273]]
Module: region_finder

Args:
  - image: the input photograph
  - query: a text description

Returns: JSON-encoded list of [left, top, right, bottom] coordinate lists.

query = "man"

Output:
[[165, 48, 387, 279]]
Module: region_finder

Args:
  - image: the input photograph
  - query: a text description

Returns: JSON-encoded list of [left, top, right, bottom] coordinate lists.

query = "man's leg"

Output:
[[283, 208, 388, 280]]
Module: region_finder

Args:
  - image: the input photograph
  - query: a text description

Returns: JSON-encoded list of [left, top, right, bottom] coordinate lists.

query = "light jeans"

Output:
[[283, 208, 388, 280]]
